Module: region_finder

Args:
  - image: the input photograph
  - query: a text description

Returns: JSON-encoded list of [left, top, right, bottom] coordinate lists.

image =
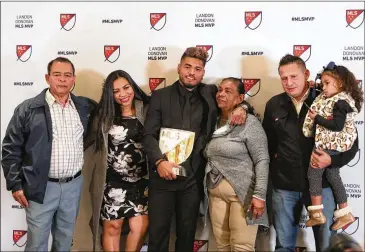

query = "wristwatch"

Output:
[[233, 103, 248, 112], [240, 103, 249, 111]]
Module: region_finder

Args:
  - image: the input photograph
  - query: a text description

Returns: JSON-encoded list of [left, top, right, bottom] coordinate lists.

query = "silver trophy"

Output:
[[159, 128, 195, 177]]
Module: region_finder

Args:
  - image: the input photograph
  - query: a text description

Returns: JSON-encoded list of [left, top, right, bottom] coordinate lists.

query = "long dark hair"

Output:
[[94, 70, 150, 151], [322, 65, 363, 112]]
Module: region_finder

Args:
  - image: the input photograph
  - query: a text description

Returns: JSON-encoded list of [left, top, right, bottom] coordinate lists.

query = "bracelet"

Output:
[[155, 158, 165, 167]]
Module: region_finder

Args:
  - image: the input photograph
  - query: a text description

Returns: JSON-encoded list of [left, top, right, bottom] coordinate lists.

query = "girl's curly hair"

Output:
[[322, 65, 363, 112]]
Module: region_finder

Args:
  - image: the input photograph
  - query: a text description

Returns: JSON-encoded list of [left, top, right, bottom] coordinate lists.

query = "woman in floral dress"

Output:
[[87, 70, 150, 252]]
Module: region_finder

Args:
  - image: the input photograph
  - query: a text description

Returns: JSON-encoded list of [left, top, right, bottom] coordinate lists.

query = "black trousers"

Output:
[[147, 179, 201, 252]]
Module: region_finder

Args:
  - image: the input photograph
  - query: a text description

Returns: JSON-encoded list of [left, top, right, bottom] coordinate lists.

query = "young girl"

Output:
[[302, 62, 363, 230]]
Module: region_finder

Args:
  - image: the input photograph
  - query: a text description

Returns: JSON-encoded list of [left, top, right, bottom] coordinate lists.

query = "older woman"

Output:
[[204, 77, 270, 251]]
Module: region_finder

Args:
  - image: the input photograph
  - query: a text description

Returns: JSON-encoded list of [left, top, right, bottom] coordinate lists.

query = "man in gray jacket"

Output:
[[1, 57, 96, 251]]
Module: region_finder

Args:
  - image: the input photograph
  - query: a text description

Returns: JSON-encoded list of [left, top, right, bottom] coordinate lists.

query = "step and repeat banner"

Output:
[[1, 2, 364, 251]]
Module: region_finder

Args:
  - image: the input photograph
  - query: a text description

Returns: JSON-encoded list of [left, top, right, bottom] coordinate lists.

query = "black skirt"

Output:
[[100, 178, 148, 220]]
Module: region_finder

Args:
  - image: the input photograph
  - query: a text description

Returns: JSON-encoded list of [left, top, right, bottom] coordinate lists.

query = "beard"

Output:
[[179, 77, 200, 89], [182, 83, 196, 89]]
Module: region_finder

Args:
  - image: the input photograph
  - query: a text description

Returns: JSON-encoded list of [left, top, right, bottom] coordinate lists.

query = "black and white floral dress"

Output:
[[100, 116, 148, 221]]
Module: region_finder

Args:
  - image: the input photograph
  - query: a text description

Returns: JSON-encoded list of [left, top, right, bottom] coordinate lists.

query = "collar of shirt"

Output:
[[289, 87, 310, 114], [45, 89, 75, 109], [177, 81, 199, 97]]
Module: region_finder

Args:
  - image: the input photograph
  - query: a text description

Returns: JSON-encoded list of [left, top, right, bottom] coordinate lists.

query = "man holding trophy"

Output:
[[143, 47, 247, 252]]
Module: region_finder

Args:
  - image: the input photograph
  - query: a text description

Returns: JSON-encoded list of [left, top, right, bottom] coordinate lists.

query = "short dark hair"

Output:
[[219, 77, 258, 118], [180, 47, 209, 66], [278, 54, 306, 73], [221, 77, 245, 95], [47, 57, 75, 75]]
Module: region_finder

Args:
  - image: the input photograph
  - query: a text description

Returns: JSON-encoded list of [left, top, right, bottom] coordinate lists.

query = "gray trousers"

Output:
[[25, 175, 83, 251], [308, 149, 347, 204]]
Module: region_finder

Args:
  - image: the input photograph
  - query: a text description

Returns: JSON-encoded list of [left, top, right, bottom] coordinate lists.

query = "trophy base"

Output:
[[172, 166, 188, 177]]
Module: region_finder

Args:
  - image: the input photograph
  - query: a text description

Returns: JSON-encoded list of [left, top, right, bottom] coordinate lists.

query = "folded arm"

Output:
[[315, 100, 353, 132]]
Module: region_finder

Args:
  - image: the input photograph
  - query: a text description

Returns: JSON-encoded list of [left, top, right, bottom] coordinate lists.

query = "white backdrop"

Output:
[[1, 2, 364, 251]]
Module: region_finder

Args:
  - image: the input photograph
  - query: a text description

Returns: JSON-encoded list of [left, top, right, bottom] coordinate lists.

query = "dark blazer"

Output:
[[143, 81, 218, 189]]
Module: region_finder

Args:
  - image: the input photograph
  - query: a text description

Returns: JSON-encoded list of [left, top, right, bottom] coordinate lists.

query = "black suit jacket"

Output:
[[143, 81, 218, 189]]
